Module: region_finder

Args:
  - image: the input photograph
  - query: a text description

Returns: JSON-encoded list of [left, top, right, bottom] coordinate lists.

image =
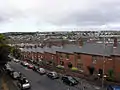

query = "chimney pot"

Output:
[[113, 38, 117, 48]]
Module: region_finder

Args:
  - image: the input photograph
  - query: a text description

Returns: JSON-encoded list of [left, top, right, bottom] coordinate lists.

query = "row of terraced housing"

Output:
[[20, 38, 120, 82]]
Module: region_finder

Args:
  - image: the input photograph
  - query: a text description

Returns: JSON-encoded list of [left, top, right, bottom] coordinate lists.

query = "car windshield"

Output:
[[52, 72, 57, 76], [14, 72, 19, 76], [21, 78, 29, 84], [39, 68, 45, 71], [68, 77, 76, 83], [29, 64, 33, 66]]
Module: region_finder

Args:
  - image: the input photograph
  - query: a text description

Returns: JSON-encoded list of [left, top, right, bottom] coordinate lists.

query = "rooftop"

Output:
[[22, 42, 120, 56]]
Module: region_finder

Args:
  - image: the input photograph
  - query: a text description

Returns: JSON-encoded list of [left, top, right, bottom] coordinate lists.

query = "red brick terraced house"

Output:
[[33, 46, 44, 62], [60, 41, 120, 81], [56, 45, 76, 69], [22, 46, 45, 62], [54, 41, 120, 81], [20, 39, 120, 81], [43, 46, 62, 66], [21, 47, 32, 60], [74, 43, 113, 75]]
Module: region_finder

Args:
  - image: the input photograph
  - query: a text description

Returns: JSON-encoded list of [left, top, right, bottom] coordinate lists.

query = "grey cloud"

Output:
[[0, 8, 25, 23], [51, 1, 120, 26], [0, 15, 9, 23]]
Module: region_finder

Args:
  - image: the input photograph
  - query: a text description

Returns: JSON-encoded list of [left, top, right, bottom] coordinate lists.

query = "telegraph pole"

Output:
[[102, 37, 106, 88]]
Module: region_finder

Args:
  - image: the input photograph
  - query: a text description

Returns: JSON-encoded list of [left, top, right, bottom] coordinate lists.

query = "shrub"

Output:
[[71, 67, 78, 71], [56, 65, 64, 69]]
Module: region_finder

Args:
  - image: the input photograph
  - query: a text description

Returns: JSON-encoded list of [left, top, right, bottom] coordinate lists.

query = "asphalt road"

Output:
[[9, 61, 82, 90]]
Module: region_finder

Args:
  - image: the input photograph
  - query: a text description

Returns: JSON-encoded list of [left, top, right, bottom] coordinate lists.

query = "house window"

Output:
[[77, 54, 81, 59], [60, 54, 62, 59], [77, 59, 82, 63], [92, 56, 97, 64], [48, 61, 52, 65], [66, 54, 69, 59], [60, 61, 64, 66], [77, 63, 83, 69], [68, 62, 72, 68], [52, 55, 54, 60]]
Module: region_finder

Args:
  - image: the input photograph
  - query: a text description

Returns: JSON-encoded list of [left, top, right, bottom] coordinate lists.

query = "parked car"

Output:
[[20, 61, 25, 66], [21, 61, 29, 67], [5, 64, 11, 71], [5, 63, 10, 68], [61, 75, 79, 86], [47, 71, 59, 79], [37, 68, 46, 75], [17, 77, 31, 90], [107, 85, 120, 90], [32, 65, 39, 71], [6, 67, 14, 75], [10, 71, 20, 79], [27, 64, 34, 69], [13, 59, 20, 63]]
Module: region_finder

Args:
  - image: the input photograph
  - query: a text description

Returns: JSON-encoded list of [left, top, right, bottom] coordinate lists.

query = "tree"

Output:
[[0, 34, 11, 69], [11, 47, 22, 59], [108, 69, 114, 81]]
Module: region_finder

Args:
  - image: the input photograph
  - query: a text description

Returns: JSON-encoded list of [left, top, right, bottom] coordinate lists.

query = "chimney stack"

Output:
[[113, 37, 117, 48], [78, 38, 83, 47], [61, 40, 65, 47], [34, 45, 37, 48], [48, 42, 52, 48]]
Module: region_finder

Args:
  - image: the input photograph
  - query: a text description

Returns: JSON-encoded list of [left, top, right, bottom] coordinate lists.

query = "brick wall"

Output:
[[114, 56, 120, 81], [56, 52, 75, 69], [22, 49, 120, 81], [80, 54, 92, 74], [44, 52, 57, 64]]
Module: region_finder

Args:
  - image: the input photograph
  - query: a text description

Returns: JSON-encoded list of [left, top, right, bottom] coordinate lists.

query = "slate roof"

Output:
[[22, 47, 31, 52], [56, 43, 119, 56], [43, 46, 56, 54], [22, 42, 120, 56], [43, 46, 64, 54], [112, 45, 120, 56], [74, 43, 113, 56], [36, 47, 44, 53], [56, 44, 78, 54]]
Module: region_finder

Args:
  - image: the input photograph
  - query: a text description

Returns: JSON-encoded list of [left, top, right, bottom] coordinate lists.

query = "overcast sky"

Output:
[[0, 0, 120, 32]]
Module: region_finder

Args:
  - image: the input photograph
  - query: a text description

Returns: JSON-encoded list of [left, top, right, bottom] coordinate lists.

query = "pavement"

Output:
[[9, 61, 105, 90], [4, 74, 19, 90]]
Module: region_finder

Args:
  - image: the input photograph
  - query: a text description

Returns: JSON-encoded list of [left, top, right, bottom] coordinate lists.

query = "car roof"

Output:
[[20, 77, 27, 80], [39, 68, 45, 70], [51, 71, 57, 73], [110, 85, 120, 89], [13, 71, 18, 73]]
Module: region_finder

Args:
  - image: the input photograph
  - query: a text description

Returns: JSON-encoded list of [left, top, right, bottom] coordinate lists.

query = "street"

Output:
[[9, 61, 81, 90], [9, 61, 102, 90]]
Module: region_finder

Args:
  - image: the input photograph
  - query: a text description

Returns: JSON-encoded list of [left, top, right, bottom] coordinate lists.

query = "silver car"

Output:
[[17, 77, 31, 90]]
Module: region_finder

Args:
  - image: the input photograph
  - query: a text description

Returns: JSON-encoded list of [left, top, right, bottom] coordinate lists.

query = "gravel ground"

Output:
[[3, 74, 19, 90]]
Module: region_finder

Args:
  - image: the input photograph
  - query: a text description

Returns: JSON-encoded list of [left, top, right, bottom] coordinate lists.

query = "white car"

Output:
[[11, 71, 20, 79], [21, 62, 29, 67], [47, 71, 59, 79], [17, 77, 31, 90], [37, 68, 46, 75], [13, 59, 20, 63]]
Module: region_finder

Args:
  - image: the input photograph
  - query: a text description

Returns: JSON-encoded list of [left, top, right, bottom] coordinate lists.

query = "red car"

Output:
[[28, 64, 34, 69]]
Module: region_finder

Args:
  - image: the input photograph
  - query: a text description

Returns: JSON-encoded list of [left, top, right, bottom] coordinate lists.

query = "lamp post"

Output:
[[102, 37, 106, 88]]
